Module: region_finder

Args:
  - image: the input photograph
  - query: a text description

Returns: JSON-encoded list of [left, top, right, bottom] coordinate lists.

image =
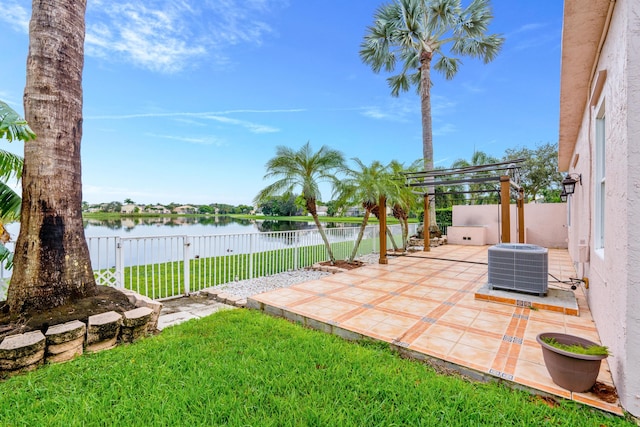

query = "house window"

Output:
[[595, 102, 605, 251]]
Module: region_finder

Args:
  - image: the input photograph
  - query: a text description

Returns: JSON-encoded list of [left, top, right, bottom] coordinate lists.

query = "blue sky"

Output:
[[1, 0, 563, 206]]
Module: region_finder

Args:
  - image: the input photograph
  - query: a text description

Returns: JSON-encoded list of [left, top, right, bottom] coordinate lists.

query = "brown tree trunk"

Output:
[[8, 0, 95, 315], [420, 50, 437, 229], [306, 197, 336, 264]]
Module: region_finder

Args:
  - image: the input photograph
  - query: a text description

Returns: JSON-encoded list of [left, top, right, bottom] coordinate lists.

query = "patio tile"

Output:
[[328, 287, 389, 304], [458, 330, 503, 353], [376, 295, 441, 316], [448, 342, 496, 371], [291, 280, 347, 294], [249, 245, 622, 415], [410, 333, 457, 357]]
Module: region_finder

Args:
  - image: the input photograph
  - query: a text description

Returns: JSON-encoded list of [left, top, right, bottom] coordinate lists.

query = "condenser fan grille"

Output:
[[488, 243, 548, 296]]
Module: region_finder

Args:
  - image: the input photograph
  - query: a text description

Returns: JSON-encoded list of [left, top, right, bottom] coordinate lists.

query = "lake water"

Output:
[[83, 216, 363, 237], [5, 216, 358, 240], [1, 216, 366, 283]]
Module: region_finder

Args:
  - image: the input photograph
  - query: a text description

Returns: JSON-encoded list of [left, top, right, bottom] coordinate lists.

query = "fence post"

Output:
[[183, 236, 191, 295], [294, 231, 299, 270], [115, 237, 124, 288], [249, 234, 254, 280]]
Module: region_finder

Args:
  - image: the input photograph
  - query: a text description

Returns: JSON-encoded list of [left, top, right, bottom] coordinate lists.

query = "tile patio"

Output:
[[248, 244, 622, 415]]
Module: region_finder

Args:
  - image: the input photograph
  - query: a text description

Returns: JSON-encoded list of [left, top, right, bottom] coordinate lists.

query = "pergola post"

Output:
[[500, 175, 511, 243], [378, 195, 388, 264], [517, 188, 525, 243], [423, 194, 430, 252]]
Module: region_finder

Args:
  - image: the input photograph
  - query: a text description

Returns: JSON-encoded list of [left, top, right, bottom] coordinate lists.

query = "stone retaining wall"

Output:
[[0, 289, 161, 377]]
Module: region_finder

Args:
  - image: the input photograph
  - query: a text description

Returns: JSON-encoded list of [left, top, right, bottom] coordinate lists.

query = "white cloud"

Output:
[[362, 95, 455, 122], [462, 82, 485, 93], [203, 115, 279, 134], [433, 123, 456, 137], [86, 108, 303, 120], [3, 0, 286, 73], [85, 108, 294, 134], [0, 0, 30, 33], [145, 132, 226, 146], [505, 22, 559, 52], [360, 97, 418, 122]]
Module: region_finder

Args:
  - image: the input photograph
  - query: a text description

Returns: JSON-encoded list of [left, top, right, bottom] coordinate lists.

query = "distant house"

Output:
[[120, 204, 139, 214], [558, 0, 640, 416], [344, 206, 363, 217], [173, 205, 197, 215], [145, 205, 171, 214]]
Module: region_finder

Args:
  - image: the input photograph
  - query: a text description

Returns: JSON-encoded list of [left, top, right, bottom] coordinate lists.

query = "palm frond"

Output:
[[433, 56, 460, 80], [0, 181, 22, 224], [0, 243, 13, 270], [0, 149, 24, 181], [0, 100, 36, 142]]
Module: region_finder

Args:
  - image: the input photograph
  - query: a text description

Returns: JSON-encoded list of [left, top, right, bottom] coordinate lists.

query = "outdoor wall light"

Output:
[[560, 188, 568, 202], [562, 173, 582, 195]]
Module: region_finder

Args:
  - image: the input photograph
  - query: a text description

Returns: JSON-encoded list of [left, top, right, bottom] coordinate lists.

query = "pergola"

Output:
[[377, 159, 526, 264]]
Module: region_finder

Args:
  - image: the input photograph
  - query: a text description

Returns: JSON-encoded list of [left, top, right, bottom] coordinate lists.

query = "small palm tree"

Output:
[[339, 159, 391, 262], [387, 160, 421, 250], [255, 142, 345, 264], [360, 0, 504, 227], [0, 100, 34, 269], [451, 150, 500, 204]]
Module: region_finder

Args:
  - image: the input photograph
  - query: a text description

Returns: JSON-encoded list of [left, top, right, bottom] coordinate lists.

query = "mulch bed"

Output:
[[317, 260, 365, 270], [590, 381, 618, 403], [0, 286, 136, 339]]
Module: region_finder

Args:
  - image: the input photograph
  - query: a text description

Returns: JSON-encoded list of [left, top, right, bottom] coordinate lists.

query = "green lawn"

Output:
[[0, 310, 633, 426], [105, 238, 380, 299]]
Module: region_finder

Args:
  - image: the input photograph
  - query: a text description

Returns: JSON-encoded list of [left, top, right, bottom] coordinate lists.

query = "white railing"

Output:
[[0, 223, 419, 301], [88, 223, 417, 300]]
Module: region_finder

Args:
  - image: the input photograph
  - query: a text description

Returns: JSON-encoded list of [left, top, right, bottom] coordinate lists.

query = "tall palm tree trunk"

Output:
[[348, 210, 371, 263], [420, 51, 437, 231], [8, 0, 96, 315]]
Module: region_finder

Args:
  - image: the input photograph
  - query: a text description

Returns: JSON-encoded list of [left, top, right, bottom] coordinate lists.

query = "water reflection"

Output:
[[255, 220, 316, 232], [83, 215, 254, 232], [83, 216, 359, 235]]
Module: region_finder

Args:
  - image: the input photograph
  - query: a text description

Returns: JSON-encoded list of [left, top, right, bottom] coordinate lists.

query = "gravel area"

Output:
[[206, 253, 380, 299]]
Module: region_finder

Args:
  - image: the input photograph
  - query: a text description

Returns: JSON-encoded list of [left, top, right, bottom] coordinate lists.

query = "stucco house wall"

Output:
[[451, 203, 567, 248], [559, 0, 640, 416]]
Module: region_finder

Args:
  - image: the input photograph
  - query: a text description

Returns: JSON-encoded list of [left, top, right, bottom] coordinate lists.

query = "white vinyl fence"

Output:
[[85, 223, 417, 300]]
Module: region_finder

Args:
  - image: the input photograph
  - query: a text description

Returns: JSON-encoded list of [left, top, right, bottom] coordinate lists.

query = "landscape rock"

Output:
[[45, 320, 86, 363], [133, 295, 162, 332], [86, 311, 122, 353], [120, 307, 153, 343], [0, 330, 46, 372]]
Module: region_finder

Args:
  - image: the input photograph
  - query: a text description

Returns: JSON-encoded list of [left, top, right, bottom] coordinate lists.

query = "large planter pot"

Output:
[[536, 332, 608, 392]]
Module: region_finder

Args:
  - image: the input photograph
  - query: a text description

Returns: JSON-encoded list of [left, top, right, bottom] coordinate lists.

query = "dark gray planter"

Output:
[[536, 332, 608, 392]]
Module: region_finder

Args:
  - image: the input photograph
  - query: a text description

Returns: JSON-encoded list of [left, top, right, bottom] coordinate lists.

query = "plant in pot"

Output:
[[536, 332, 610, 393]]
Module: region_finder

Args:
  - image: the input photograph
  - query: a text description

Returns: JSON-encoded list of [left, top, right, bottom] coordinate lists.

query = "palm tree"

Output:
[[255, 142, 345, 264], [339, 159, 391, 262], [387, 160, 421, 250], [8, 0, 96, 315], [360, 0, 504, 228], [451, 150, 500, 204], [0, 101, 34, 269]]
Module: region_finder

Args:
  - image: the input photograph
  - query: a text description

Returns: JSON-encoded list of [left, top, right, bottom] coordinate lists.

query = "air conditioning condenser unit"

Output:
[[488, 243, 548, 296]]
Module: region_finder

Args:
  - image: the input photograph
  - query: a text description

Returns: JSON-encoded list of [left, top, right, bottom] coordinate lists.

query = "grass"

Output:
[[541, 337, 610, 356], [0, 310, 633, 426], [102, 237, 381, 299]]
